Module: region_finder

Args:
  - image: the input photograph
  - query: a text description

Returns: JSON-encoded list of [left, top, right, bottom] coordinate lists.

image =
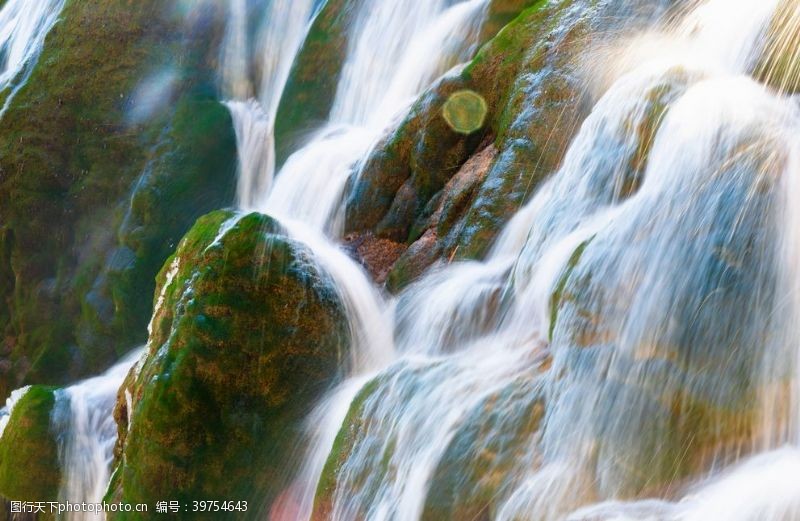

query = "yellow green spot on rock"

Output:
[[442, 90, 488, 134]]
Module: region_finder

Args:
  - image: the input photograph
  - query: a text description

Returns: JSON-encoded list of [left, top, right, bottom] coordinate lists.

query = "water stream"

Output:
[[53, 349, 146, 520], [230, 0, 800, 519], [221, 0, 319, 208]]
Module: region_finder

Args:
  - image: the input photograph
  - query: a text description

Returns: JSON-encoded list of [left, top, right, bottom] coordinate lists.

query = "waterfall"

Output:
[[221, 0, 318, 209], [254, 0, 800, 519], [219, 1, 491, 518], [0, 0, 66, 116], [22, 0, 800, 518], [52, 349, 145, 520], [260, 0, 487, 232]]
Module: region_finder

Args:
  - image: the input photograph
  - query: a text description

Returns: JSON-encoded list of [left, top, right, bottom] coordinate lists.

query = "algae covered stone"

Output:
[[0, 385, 60, 503], [107, 210, 350, 517], [345, 0, 671, 291], [0, 0, 236, 400], [274, 0, 367, 166]]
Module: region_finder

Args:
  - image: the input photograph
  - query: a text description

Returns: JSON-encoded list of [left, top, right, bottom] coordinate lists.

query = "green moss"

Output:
[[422, 376, 546, 520], [549, 239, 590, 341], [108, 211, 350, 517], [274, 0, 366, 166], [313, 368, 548, 520], [345, 0, 582, 274], [0, 386, 60, 502], [0, 0, 235, 398], [312, 376, 383, 520]]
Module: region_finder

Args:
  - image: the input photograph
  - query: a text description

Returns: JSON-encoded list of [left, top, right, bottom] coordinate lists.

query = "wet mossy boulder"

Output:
[[312, 363, 547, 520], [312, 374, 383, 520], [345, 0, 669, 290], [107, 211, 350, 517], [344, 0, 583, 282], [274, 0, 367, 166], [0, 386, 60, 503], [0, 0, 237, 399], [544, 134, 782, 497], [421, 375, 546, 521]]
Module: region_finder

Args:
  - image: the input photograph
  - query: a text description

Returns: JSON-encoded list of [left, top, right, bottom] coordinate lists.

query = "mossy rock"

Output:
[[0, 386, 60, 504], [340, 0, 557, 247], [274, 0, 367, 166], [312, 374, 384, 520], [0, 0, 236, 399], [384, 143, 499, 293], [313, 361, 547, 520], [344, 0, 573, 273], [83, 87, 238, 373], [346, 0, 673, 289], [107, 211, 350, 518]]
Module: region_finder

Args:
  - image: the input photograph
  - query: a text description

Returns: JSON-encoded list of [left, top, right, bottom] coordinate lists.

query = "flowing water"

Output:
[[52, 349, 146, 520], [221, 0, 319, 208], [260, 0, 486, 233], [223, 0, 800, 519], [0, 0, 65, 116], [226, 2, 491, 517]]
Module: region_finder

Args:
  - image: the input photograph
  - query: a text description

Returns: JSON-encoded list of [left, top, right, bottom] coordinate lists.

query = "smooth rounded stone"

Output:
[[106, 210, 351, 517], [422, 375, 546, 521], [546, 134, 785, 496]]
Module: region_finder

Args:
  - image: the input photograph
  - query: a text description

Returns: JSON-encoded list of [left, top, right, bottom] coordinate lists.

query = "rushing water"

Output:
[[221, 0, 319, 208], [260, 0, 486, 233], [225, 0, 800, 519], [228, 2, 491, 518], [52, 349, 145, 520], [0, 0, 66, 116]]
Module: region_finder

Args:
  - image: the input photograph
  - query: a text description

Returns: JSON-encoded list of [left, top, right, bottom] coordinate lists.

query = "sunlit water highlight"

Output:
[[53, 349, 145, 521], [0, 0, 66, 116]]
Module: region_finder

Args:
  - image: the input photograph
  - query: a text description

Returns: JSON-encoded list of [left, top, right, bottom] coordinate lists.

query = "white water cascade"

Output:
[[260, 0, 487, 233], [221, 0, 319, 208], [219, 0, 491, 519], [52, 348, 145, 520], [243, 0, 800, 519], [17, 0, 800, 519], [0, 0, 66, 116]]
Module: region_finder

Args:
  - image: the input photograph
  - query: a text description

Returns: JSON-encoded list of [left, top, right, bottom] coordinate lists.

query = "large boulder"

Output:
[[0, 0, 237, 399], [107, 211, 351, 516], [545, 120, 783, 499], [312, 365, 547, 521], [345, 0, 672, 291]]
